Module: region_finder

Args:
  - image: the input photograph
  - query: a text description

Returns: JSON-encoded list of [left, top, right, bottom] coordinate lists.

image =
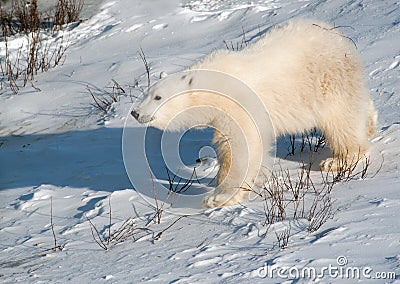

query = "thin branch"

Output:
[[50, 197, 58, 251], [154, 215, 187, 241], [85, 214, 108, 251], [138, 47, 150, 90], [107, 196, 112, 245], [312, 23, 357, 49]]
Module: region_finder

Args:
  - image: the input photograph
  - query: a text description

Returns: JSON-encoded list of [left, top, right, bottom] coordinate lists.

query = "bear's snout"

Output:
[[131, 110, 155, 124], [131, 110, 139, 120]]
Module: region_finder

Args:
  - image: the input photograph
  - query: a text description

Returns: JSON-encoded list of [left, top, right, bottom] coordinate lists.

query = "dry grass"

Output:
[[223, 24, 248, 51], [86, 79, 136, 114], [288, 128, 326, 156], [275, 225, 291, 249], [54, 0, 83, 29], [251, 146, 379, 245], [88, 48, 150, 115], [0, 0, 83, 35], [0, 0, 83, 94], [85, 195, 187, 250]]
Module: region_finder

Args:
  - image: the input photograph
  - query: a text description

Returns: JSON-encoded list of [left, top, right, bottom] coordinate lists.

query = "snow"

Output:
[[1, 0, 399, 283]]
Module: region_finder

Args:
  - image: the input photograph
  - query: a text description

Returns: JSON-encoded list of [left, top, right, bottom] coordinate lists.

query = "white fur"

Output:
[[133, 19, 377, 208]]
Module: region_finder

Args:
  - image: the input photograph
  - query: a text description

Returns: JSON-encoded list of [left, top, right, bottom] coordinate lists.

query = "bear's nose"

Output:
[[131, 110, 139, 120]]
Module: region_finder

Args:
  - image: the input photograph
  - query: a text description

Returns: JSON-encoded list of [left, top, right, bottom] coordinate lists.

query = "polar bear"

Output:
[[131, 19, 377, 208]]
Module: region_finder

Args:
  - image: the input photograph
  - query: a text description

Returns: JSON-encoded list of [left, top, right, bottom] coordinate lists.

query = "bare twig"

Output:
[[165, 166, 200, 194], [154, 215, 187, 241], [138, 47, 150, 90], [50, 197, 58, 251], [87, 85, 109, 113], [107, 196, 112, 245], [312, 23, 357, 49], [30, 80, 41, 91], [145, 160, 163, 225], [308, 196, 334, 232], [85, 214, 108, 251], [111, 219, 154, 244]]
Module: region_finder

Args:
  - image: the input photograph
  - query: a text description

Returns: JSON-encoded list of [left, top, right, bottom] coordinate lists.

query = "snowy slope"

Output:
[[1, 0, 399, 283]]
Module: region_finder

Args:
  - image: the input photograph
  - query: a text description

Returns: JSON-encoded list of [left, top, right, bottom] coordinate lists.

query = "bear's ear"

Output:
[[160, 71, 168, 79]]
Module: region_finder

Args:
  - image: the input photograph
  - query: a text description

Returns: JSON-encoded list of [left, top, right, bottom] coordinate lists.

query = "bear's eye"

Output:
[[154, 95, 162, 101]]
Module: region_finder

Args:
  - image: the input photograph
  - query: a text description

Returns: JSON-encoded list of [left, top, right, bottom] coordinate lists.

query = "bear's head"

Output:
[[131, 73, 212, 131]]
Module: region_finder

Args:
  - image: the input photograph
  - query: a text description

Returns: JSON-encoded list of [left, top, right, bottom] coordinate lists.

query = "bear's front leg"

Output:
[[201, 129, 252, 208], [201, 110, 272, 208]]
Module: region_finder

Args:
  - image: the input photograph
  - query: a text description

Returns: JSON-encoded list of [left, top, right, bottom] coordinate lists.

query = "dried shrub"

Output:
[[54, 0, 83, 28], [0, 0, 83, 94], [252, 148, 376, 246], [87, 80, 128, 114]]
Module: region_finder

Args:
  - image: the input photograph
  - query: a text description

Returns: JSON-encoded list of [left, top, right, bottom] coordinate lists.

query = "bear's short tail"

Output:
[[367, 99, 378, 138]]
